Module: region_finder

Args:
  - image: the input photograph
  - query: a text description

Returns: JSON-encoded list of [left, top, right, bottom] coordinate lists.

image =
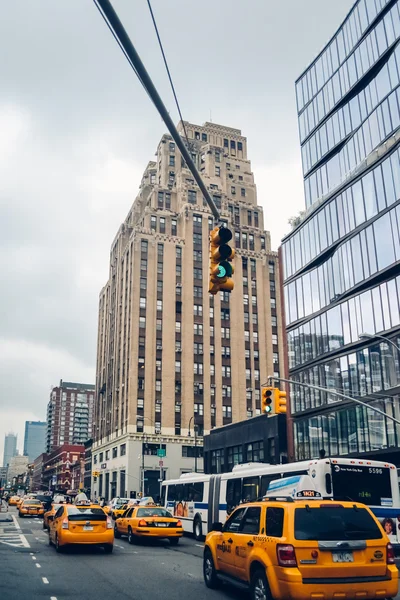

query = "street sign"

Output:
[[157, 449, 166, 458], [158, 460, 163, 467]]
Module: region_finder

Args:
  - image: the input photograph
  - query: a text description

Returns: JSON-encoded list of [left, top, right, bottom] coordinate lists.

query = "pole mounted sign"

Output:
[[157, 449, 166, 458]]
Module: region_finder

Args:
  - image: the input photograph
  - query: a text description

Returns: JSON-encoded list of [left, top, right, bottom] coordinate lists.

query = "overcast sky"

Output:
[[0, 0, 354, 463]]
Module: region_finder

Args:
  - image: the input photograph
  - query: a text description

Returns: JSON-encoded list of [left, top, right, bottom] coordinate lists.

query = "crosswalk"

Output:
[[0, 515, 30, 548]]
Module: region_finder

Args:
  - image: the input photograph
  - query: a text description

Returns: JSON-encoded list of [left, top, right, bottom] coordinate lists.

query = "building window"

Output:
[[188, 190, 197, 204], [175, 321, 181, 333], [194, 403, 204, 415], [150, 216, 157, 231], [254, 212, 259, 227], [273, 352, 279, 364], [246, 441, 264, 462], [141, 240, 148, 253], [175, 361, 181, 373], [194, 323, 203, 336], [222, 365, 231, 378], [249, 234, 255, 251], [230, 140, 236, 150], [271, 315, 277, 326], [169, 141, 175, 151], [158, 191, 164, 208], [169, 155, 175, 167], [105, 450, 110, 460], [139, 297, 146, 309], [246, 368, 251, 380], [215, 166, 220, 176], [269, 261, 275, 274], [194, 363, 204, 375], [176, 246, 182, 259], [270, 280, 276, 293], [238, 142, 243, 151], [272, 334, 278, 344], [194, 305, 203, 316], [202, 133, 207, 141], [222, 385, 232, 397], [156, 380, 162, 392], [221, 327, 230, 339], [271, 298, 276, 309], [159, 217, 165, 233], [241, 188, 246, 197], [247, 211, 252, 225], [261, 236, 265, 250], [222, 405, 232, 418], [215, 151, 220, 162], [139, 317, 146, 328], [231, 186, 236, 195], [171, 219, 177, 236], [193, 286, 203, 298], [165, 192, 171, 209], [194, 342, 203, 355], [157, 281, 163, 294], [112, 447, 118, 459]]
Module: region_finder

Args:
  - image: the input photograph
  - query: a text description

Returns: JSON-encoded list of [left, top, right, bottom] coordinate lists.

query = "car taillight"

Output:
[[387, 543, 395, 564], [277, 544, 297, 567], [62, 518, 69, 530], [107, 517, 113, 529], [138, 519, 148, 527], [176, 520, 182, 528]]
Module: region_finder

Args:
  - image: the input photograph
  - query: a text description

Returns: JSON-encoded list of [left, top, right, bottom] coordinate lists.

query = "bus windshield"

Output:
[[331, 463, 392, 506]]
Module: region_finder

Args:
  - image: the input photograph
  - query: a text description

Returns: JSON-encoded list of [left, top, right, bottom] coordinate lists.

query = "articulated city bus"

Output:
[[161, 457, 400, 552]]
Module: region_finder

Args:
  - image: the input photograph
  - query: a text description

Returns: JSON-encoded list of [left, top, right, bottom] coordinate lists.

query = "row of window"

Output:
[[302, 40, 400, 176], [288, 276, 400, 370], [290, 336, 400, 414], [305, 83, 400, 208], [296, 0, 390, 112], [283, 146, 400, 280], [93, 443, 126, 464], [298, 1, 398, 141], [285, 203, 400, 325], [294, 396, 400, 460]]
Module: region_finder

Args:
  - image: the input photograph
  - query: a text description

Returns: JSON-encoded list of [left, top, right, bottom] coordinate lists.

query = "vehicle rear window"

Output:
[[137, 508, 172, 518], [67, 507, 107, 521], [295, 506, 383, 541], [23, 500, 41, 506]]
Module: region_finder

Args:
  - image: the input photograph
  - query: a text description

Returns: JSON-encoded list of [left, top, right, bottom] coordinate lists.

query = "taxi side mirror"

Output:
[[211, 522, 223, 532]]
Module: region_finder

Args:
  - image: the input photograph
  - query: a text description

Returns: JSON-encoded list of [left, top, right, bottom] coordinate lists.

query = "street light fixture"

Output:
[[359, 332, 400, 353]]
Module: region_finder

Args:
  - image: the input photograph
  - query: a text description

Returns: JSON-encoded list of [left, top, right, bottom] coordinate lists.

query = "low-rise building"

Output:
[[42, 444, 85, 493], [7, 455, 29, 483], [32, 453, 47, 492]]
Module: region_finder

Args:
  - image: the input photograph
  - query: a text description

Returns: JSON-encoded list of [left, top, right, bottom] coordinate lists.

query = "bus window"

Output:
[[261, 475, 275, 497], [160, 486, 166, 506], [226, 479, 241, 514], [167, 485, 176, 502], [188, 482, 203, 502], [176, 484, 185, 501], [243, 476, 260, 502]]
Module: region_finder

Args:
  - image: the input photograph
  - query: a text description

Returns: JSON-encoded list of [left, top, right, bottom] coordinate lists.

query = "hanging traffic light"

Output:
[[275, 389, 287, 414], [209, 225, 235, 295], [261, 387, 274, 415]]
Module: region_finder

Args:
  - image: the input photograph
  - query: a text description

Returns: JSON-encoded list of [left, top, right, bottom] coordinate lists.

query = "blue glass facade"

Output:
[[23, 421, 46, 462], [283, 0, 400, 462]]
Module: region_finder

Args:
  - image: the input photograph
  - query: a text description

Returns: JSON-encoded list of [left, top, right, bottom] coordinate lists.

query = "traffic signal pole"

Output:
[[266, 375, 400, 426], [94, 0, 220, 221]]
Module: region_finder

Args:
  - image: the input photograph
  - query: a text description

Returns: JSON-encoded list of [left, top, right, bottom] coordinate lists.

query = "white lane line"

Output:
[[11, 515, 21, 530], [51, 597, 58, 600], [32, 556, 36, 560], [36, 563, 41, 568], [117, 544, 124, 548], [42, 577, 49, 584], [195, 544, 203, 548]]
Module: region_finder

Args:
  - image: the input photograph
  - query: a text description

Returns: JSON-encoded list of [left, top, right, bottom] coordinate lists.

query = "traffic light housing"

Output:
[[275, 389, 287, 414], [92, 470, 100, 481], [209, 225, 235, 295], [262, 387, 274, 414]]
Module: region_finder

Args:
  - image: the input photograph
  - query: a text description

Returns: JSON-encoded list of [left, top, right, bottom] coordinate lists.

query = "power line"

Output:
[[146, 0, 190, 147], [93, 0, 220, 221]]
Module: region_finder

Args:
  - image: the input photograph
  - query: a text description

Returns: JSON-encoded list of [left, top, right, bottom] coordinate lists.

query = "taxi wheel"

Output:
[[250, 569, 270, 600], [203, 549, 219, 589], [114, 525, 121, 539], [128, 527, 137, 545], [55, 535, 63, 553]]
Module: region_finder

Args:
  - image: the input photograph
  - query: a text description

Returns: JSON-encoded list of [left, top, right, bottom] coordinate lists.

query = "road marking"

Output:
[[195, 544, 203, 548], [42, 577, 49, 584], [51, 596, 57, 600], [32, 556, 36, 560], [117, 544, 124, 548], [11, 515, 21, 530], [36, 563, 41, 568]]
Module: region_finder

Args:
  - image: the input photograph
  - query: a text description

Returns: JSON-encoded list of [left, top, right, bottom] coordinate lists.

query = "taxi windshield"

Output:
[[295, 506, 383, 541], [137, 508, 172, 518]]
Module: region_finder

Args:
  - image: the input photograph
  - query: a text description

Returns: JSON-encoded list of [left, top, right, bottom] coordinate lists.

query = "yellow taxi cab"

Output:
[[203, 495, 399, 600], [8, 495, 20, 506], [114, 504, 183, 545], [111, 503, 130, 520], [43, 503, 64, 530], [48, 494, 114, 553], [18, 498, 45, 518]]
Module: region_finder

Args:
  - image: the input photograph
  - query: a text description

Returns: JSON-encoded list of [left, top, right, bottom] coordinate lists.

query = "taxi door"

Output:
[[119, 508, 134, 534], [216, 507, 246, 577], [232, 506, 262, 580], [50, 506, 65, 543]]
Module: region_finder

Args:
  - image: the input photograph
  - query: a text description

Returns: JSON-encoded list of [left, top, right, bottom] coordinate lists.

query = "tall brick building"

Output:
[[93, 121, 284, 500]]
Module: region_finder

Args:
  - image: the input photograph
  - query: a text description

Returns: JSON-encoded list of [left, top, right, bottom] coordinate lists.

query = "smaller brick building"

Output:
[[42, 444, 84, 493]]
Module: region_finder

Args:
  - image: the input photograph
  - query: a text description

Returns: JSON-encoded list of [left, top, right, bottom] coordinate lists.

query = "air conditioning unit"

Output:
[[176, 347, 182, 352], [246, 388, 253, 392], [211, 404, 216, 408], [222, 385, 228, 389], [176, 283, 182, 288], [210, 384, 216, 388], [156, 345, 163, 350]]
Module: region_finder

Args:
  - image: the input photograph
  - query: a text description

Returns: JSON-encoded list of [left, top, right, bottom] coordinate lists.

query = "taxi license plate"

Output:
[[332, 551, 353, 563], [83, 525, 93, 531], [157, 523, 168, 527]]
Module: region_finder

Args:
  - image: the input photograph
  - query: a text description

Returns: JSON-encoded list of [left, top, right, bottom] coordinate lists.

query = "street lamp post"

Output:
[[188, 416, 198, 473], [359, 332, 400, 353]]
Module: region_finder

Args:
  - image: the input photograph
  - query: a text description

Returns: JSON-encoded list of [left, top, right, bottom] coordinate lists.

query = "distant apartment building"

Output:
[[23, 421, 46, 462], [32, 453, 47, 492], [93, 120, 284, 500], [2, 433, 17, 468], [282, 0, 400, 463], [42, 444, 85, 493], [46, 380, 95, 453], [7, 455, 29, 483]]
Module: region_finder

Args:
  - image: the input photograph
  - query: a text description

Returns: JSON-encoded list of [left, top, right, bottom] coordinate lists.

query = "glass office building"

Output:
[[282, 0, 400, 463]]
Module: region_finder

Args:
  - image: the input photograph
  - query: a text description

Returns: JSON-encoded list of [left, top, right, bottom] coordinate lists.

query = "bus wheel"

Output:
[[194, 516, 203, 540]]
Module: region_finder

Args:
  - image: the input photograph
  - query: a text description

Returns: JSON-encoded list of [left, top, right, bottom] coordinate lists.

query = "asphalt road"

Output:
[[2, 506, 400, 600], [0, 507, 240, 600]]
